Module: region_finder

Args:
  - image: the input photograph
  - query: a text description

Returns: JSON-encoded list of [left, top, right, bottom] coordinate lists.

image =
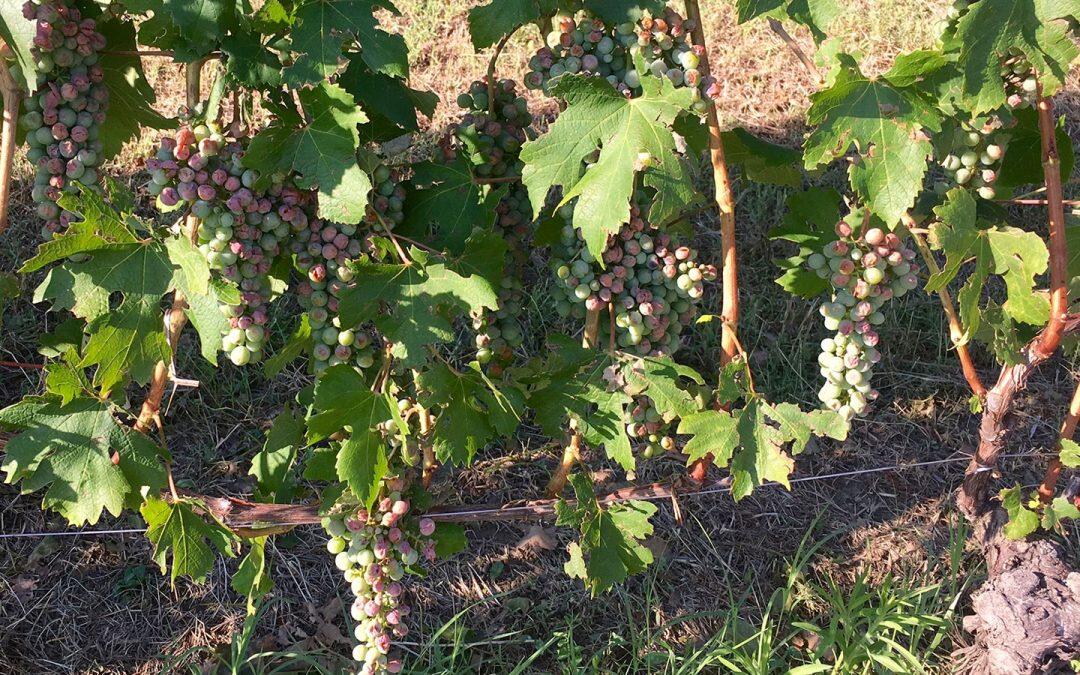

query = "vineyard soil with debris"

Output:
[[1, 0, 1079, 673]]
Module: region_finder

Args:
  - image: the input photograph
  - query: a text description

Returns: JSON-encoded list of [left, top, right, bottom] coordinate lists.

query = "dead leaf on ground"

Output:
[[515, 525, 558, 551]]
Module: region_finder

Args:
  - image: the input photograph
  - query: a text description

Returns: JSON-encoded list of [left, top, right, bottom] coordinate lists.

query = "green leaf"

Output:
[[44, 362, 90, 405], [720, 127, 803, 186], [954, 0, 1079, 114], [142, 497, 238, 584], [770, 187, 842, 298], [0, 397, 166, 523], [180, 279, 234, 365], [337, 431, 389, 511], [1060, 438, 1080, 468], [264, 315, 313, 378], [432, 522, 468, 558], [232, 537, 273, 615], [97, 20, 176, 159], [221, 24, 283, 88], [250, 406, 306, 503], [520, 70, 696, 258], [467, 0, 555, 49], [999, 486, 1040, 539], [0, 1, 37, 92], [557, 473, 656, 595], [677, 409, 740, 466], [285, 0, 405, 85], [1042, 496, 1080, 530], [584, 0, 665, 24], [80, 295, 171, 395], [996, 106, 1075, 190], [306, 365, 392, 442], [417, 362, 524, 466], [244, 83, 372, 225], [339, 58, 437, 139], [399, 158, 500, 254], [337, 248, 500, 366], [804, 54, 939, 224], [620, 355, 704, 419], [928, 189, 1050, 330], [734, 0, 839, 40]]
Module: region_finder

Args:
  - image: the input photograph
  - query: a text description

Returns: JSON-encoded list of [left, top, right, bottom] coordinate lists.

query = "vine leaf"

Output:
[[556, 473, 656, 595], [81, 295, 172, 394], [337, 245, 500, 366], [520, 70, 695, 258], [953, 0, 1079, 114], [803, 54, 939, 225], [584, 0, 666, 24], [928, 189, 1050, 332], [337, 431, 389, 511], [263, 315, 313, 378], [733, 0, 839, 41], [720, 127, 803, 187], [417, 362, 525, 466], [467, 0, 555, 49], [0, 1, 37, 92], [999, 486, 1039, 539], [399, 158, 501, 254], [142, 497, 238, 585], [98, 20, 176, 159], [1041, 496, 1080, 531], [232, 537, 272, 615], [0, 397, 166, 524], [339, 58, 438, 140], [250, 405, 306, 503], [306, 365, 392, 442], [996, 106, 1075, 190], [769, 187, 842, 298], [244, 83, 372, 225], [678, 398, 847, 500], [620, 356, 704, 418], [221, 23, 284, 88], [285, 0, 406, 85], [1060, 438, 1080, 468]]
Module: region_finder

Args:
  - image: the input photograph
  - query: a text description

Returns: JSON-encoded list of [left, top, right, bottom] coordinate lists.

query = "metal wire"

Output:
[[0, 451, 1049, 539]]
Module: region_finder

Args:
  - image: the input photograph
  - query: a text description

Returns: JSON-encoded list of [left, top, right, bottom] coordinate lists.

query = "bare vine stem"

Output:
[[766, 18, 823, 84], [685, 0, 740, 483], [0, 47, 21, 236], [901, 212, 986, 398], [956, 86, 1072, 518], [1037, 378, 1080, 504]]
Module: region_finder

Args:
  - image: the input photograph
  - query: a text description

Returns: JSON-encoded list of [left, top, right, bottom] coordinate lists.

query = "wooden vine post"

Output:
[[0, 43, 21, 236], [684, 0, 739, 483], [134, 59, 206, 434], [956, 85, 1071, 517], [545, 305, 602, 497]]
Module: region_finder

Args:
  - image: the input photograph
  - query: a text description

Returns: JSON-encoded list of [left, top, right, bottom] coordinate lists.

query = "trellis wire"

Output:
[[0, 451, 1047, 540]]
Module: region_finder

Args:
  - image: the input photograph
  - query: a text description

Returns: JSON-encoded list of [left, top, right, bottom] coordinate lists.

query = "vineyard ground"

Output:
[[2, 0, 1080, 672]]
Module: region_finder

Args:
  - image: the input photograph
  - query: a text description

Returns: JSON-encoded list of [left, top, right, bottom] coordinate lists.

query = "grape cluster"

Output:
[[324, 487, 437, 675], [935, 120, 1007, 200], [19, 0, 109, 238], [148, 126, 301, 365], [627, 396, 676, 459], [293, 164, 406, 374], [805, 222, 920, 420], [1001, 48, 1039, 109], [525, 8, 712, 110], [438, 79, 534, 373], [551, 204, 716, 356]]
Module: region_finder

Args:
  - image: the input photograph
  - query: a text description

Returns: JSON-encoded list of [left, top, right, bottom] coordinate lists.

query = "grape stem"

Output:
[[957, 85, 1072, 518], [766, 18, 823, 85], [486, 26, 521, 117], [102, 49, 222, 59], [1002, 198, 1080, 206], [0, 51, 20, 236], [473, 175, 521, 184], [901, 212, 986, 398], [684, 0, 740, 483], [1036, 377, 1080, 505]]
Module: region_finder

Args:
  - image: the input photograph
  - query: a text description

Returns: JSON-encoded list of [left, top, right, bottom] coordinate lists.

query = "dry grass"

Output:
[[1, 0, 1079, 672]]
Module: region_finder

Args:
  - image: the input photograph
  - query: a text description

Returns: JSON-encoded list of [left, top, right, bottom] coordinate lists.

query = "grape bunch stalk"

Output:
[[438, 79, 534, 373], [935, 119, 1008, 200], [20, 0, 109, 238], [551, 203, 716, 356], [293, 163, 406, 374], [525, 8, 712, 110], [806, 221, 920, 420], [324, 485, 437, 675], [148, 125, 303, 365]]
